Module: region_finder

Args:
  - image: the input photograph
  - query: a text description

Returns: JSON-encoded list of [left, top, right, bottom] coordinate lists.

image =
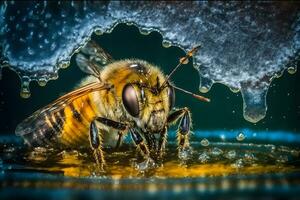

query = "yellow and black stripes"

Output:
[[59, 94, 99, 146]]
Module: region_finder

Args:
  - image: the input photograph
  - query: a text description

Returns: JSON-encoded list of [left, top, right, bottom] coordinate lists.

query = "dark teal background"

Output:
[[0, 24, 299, 133]]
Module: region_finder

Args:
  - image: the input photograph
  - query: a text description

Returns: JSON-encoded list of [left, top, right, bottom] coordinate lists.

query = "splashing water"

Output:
[[0, 1, 299, 122]]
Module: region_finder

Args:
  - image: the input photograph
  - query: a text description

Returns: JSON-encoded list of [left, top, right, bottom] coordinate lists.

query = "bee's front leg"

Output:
[[167, 107, 192, 158], [130, 128, 150, 159], [157, 126, 167, 158], [130, 128, 155, 170], [89, 120, 105, 171]]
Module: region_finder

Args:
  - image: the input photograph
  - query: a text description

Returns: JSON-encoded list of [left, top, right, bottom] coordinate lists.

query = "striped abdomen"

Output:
[[18, 93, 99, 148]]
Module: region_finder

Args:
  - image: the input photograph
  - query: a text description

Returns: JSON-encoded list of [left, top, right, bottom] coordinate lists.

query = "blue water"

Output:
[[0, 130, 299, 199]]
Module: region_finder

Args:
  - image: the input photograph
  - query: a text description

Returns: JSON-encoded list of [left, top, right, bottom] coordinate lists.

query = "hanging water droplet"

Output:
[[59, 61, 70, 69], [200, 138, 209, 147], [240, 85, 268, 123], [199, 76, 213, 93], [139, 28, 151, 35], [94, 27, 103, 35], [38, 78, 47, 86], [162, 40, 172, 48], [236, 132, 245, 141], [229, 86, 240, 93], [126, 21, 134, 26], [20, 77, 31, 98], [287, 66, 297, 74]]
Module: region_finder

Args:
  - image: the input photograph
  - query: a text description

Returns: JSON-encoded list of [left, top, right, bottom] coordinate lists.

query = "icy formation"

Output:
[[0, 1, 299, 122]]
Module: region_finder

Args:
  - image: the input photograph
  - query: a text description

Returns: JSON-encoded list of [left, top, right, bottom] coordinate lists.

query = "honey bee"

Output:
[[15, 41, 210, 169]]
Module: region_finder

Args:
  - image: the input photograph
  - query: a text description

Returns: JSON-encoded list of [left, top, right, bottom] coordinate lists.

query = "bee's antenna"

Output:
[[160, 45, 201, 91], [172, 85, 210, 103]]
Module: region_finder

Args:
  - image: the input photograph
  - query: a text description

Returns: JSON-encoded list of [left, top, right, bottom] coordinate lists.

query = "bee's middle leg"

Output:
[[90, 117, 127, 169], [89, 121, 105, 170]]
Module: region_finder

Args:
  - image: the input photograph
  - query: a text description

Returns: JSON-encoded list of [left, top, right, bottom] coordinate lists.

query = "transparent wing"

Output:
[[15, 82, 110, 146], [76, 40, 114, 77]]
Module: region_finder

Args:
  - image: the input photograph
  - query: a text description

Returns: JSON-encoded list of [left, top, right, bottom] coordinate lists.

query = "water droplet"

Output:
[[126, 21, 134, 26], [211, 147, 223, 156], [287, 66, 297, 74], [199, 76, 213, 93], [59, 61, 70, 69], [236, 132, 245, 141], [178, 147, 192, 160], [44, 38, 49, 44], [276, 155, 289, 163], [38, 78, 47, 86], [240, 85, 268, 123], [20, 78, 31, 98], [139, 28, 151, 35], [94, 27, 103, 35], [200, 138, 209, 147], [45, 13, 52, 19], [199, 86, 209, 93], [229, 86, 240, 93], [225, 150, 236, 159], [162, 40, 172, 48], [27, 47, 35, 55], [198, 152, 210, 163], [232, 159, 244, 168]]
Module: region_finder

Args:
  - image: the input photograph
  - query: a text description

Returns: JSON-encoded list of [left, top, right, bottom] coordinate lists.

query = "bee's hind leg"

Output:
[[167, 107, 192, 159], [89, 121, 105, 171]]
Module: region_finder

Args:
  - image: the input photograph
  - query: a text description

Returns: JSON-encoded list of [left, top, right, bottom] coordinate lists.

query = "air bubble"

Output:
[[287, 66, 297, 74], [162, 40, 172, 48], [200, 138, 209, 147], [236, 132, 245, 141]]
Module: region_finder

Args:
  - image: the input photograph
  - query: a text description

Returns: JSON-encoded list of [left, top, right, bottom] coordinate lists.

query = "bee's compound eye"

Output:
[[168, 86, 175, 110], [122, 84, 139, 117]]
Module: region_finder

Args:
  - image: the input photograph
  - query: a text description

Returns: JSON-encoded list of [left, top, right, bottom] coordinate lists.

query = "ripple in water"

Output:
[[0, 1, 299, 123]]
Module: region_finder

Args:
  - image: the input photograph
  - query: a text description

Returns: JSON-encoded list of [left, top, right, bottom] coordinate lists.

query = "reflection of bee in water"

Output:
[[15, 41, 210, 169]]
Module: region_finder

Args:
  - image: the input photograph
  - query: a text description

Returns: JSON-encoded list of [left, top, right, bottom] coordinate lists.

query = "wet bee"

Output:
[[15, 41, 210, 169]]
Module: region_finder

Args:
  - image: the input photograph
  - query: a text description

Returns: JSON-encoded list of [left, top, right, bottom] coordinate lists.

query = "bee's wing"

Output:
[[76, 40, 114, 77], [15, 82, 110, 146]]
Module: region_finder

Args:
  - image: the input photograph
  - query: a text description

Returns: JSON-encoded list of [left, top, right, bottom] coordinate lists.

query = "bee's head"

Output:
[[121, 61, 175, 133]]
